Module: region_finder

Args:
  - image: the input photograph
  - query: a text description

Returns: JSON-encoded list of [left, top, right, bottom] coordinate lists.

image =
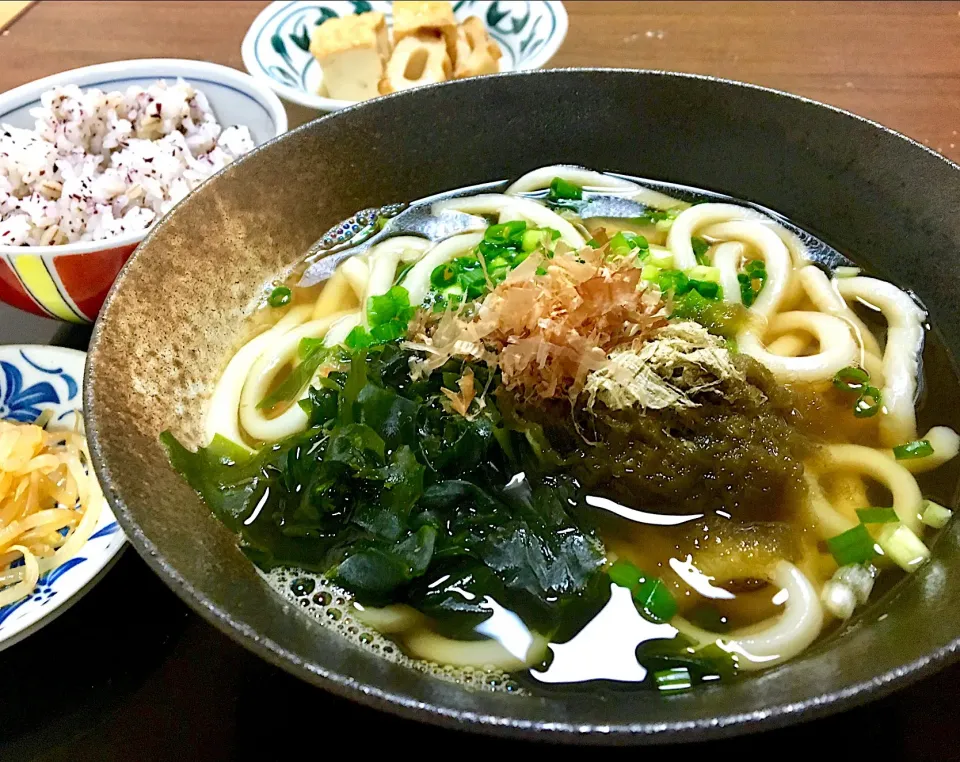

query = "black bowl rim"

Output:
[[85, 67, 960, 744]]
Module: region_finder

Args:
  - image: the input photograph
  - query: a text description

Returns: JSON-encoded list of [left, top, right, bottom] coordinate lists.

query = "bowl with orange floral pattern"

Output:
[[0, 59, 286, 323]]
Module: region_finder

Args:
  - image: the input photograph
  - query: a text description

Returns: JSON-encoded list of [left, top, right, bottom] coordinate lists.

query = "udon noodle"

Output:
[[167, 165, 959, 693]]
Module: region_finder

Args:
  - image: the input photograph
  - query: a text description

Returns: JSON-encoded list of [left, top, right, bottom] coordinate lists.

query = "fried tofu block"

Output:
[[453, 16, 502, 78], [392, 1, 457, 60], [309, 12, 391, 101], [378, 34, 452, 95]]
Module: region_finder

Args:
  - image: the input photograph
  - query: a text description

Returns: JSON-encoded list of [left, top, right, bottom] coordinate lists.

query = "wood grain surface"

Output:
[[2, 1, 960, 161]]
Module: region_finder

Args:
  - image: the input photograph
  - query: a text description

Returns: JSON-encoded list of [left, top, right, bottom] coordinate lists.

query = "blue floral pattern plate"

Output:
[[241, 1, 568, 111], [0, 346, 125, 650]]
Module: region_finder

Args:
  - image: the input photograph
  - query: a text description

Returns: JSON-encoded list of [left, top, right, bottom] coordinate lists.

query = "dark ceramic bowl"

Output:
[[84, 69, 960, 743]]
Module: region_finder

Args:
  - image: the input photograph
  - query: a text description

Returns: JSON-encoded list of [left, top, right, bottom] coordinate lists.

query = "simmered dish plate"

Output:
[[162, 165, 960, 695]]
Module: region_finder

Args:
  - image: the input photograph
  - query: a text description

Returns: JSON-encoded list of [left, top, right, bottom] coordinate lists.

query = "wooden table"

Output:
[[3, 2, 960, 759], [4, 1, 960, 161]]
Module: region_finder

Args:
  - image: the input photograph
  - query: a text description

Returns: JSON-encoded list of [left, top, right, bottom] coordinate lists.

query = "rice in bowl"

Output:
[[0, 79, 254, 247]]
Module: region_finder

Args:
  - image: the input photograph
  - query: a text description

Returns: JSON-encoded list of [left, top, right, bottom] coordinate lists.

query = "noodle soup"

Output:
[[163, 166, 960, 694]]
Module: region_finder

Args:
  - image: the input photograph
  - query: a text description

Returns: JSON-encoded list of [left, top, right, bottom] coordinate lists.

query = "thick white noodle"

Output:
[[506, 165, 639, 194], [766, 333, 810, 357], [311, 269, 356, 319], [399, 232, 484, 305], [814, 443, 924, 533], [803, 468, 857, 538], [887, 426, 960, 474], [238, 311, 353, 442], [712, 241, 745, 305], [402, 629, 549, 671], [431, 194, 585, 248], [667, 203, 767, 270], [205, 305, 313, 446], [835, 276, 926, 446], [504, 165, 686, 210], [323, 312, 362, 348], [700, 221, 792, 318], [339, 256, 370, 301], [373, 235, 433, 262], [798, 266, 882, 357], [739, 311, 859, 383], [353, 603, 425, 633], [674, 561, 824, 671]]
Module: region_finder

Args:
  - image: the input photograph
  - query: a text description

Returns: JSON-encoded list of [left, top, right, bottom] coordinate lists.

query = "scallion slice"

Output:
[[634, 576, 678, 623], [877, 523, 930, 572], [689, 279, 721, 299], [833, 366, 870, 393], [856, 507, 899, 524], [853, 386, 882, 418], [653, 666, 693, 693], [484, 220, 527, 245], [608, 559, 643, 590], [826, 523, 877, 566], [893, 439, 934, 460], [921, 499, 953, 529], [267, 286, 292, 308], [547, 177, 583, 201]]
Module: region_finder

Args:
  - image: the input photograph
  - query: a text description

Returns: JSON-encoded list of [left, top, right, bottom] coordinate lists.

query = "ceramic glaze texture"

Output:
[[86, 70, 960, 743]]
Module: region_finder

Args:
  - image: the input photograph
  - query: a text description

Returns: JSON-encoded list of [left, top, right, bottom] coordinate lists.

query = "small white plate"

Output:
[[241, 1, 568, 112], [0, 345, 126, 650]]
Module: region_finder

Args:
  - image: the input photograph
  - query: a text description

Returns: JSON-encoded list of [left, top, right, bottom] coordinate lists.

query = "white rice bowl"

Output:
[[0, 79, 254, 247]]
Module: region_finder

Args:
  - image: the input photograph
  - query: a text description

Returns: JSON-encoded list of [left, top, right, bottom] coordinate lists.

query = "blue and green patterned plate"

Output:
[[0, 346, 125, 651], [241, 1, 568, 111]]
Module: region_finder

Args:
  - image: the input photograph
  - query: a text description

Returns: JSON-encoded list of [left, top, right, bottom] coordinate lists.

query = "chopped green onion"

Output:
[[877, 523, 930, 572], [547, 177, 583, 201], [689, 279, 721, 300], [634, 576, 678, 623], [586, 238, 600, 248], [744, 260, 767, 277], [856, 507, 899, 524], [921, 500, 953, 529], [484, 220, 527, 245], [853, 386, 882, 418], [608, 559, 644, 590], [608, 231, 649, 258], [648, 248, 674, 268], [520, 228, 546, 253], [893, 439, 934, 460], [657, 269, 691, 296], [641, 264, 661, 282], [267, 286, 292, 308], [653, 666, 692, 693], [826, 523, 877, 566], [833, 366, 870, 393], [430, 263, 458, 289], [738, 273, 755, 307], [723, 337, 738, 353], [688, 265, 721, 283], [834, 266, 861, 278]]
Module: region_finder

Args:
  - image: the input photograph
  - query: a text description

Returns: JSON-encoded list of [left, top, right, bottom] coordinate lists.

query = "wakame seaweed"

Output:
[[162, 343, 607, 636]]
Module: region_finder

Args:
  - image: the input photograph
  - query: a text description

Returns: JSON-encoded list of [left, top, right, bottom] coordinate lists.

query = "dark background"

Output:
[[3, 302, 960, 762]]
